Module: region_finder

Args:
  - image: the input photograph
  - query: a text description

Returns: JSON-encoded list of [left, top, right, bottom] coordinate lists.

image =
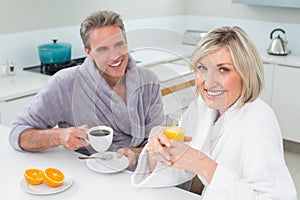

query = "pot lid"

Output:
[[38, 39, 71, 50]]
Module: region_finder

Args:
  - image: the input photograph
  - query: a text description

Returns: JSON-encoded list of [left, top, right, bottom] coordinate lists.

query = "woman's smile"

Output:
[[205, 89, 226, 98]]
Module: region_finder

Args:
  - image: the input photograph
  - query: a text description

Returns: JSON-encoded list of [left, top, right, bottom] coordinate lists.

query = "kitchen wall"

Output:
[[0, 0, 184, 34], [1, 0, 300, 69], [184, 0, 300, 54], [0, 0, 184, 68]]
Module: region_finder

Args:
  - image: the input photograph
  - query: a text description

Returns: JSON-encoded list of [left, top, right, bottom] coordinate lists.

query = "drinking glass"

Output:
[[164, 112, 185, 142]]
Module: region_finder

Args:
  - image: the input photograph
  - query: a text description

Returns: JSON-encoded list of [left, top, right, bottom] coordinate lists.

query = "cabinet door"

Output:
[[272, 65, 300, 142], [0, 94, 36, 126], [260, 63, 274, 106]]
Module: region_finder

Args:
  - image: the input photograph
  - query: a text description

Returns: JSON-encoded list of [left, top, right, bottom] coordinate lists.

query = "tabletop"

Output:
[[0, 124, 200, 200]]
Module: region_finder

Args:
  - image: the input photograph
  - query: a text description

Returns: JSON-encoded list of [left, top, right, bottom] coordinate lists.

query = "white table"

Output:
[[0, 124, 200, 199]]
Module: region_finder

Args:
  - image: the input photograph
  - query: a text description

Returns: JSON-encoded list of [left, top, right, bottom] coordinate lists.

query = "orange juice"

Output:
[[164, 126, 185, 142]]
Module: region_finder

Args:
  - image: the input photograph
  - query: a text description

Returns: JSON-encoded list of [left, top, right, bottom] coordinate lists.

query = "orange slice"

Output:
[[164, 126, 185, 142], [43, 168, 65, 187], [24, 168, 44, 185]]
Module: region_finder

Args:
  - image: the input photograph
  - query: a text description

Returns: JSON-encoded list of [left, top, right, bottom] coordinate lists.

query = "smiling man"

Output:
[[9, 10, 164, 169]]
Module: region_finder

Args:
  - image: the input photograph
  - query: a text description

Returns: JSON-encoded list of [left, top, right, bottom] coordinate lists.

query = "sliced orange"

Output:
[[164, 126, 185, 142], [43, 168, 65, 187], [24, 168, 44, 185]]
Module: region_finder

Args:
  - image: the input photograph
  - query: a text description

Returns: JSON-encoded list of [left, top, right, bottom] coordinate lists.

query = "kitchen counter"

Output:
[[0, 70, 50, 102], [130, 44, 196, 94], [0, 124, 201, 200], [0, 71, 51, 126], [260, 49, 300, 67], [130, 44, 195, 66]]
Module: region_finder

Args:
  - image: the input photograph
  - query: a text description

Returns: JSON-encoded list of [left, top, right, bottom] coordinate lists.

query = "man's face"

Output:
[[85, 26, 128, 82]]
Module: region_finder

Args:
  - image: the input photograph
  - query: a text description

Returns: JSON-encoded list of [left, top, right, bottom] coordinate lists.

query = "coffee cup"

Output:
[[87, 126, 113, 152]]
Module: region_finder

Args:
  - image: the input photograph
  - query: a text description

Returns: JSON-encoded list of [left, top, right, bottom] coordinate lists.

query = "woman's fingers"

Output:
[[148, 135, 172, 164], [164, 140, 191, 164], [148, 143, 172, 166], [149, 126, 171, 147], [117, 148, 137, 168], [183, 136, 193, 142]]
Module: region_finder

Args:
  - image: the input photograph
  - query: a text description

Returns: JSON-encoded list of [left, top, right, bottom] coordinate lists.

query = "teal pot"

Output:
[[38, 39, 72, 64]]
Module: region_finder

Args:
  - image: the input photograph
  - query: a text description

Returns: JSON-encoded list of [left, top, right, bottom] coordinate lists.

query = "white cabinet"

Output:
[[271, 64, 300, 142], [0, 94, 36, 126], [260, 63, 274, 106]]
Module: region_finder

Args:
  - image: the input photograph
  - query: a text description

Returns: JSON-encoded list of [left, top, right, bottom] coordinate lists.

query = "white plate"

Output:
[[20, 174, 72, 195], [86, 152, 129, 173]]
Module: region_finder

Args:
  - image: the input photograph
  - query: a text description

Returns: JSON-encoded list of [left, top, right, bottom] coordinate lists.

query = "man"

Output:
[[9, 10, 164, 168]]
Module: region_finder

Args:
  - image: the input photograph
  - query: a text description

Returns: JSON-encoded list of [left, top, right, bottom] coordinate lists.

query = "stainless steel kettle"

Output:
[[267, 28, 290, 56]]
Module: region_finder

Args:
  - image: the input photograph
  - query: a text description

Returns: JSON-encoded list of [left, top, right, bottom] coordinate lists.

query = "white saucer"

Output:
[[20, 174, 72, 195], [86, 152, 129, 173]]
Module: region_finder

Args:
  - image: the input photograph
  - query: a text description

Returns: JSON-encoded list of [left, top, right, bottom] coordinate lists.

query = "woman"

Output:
[[131, 26, 297, 199]]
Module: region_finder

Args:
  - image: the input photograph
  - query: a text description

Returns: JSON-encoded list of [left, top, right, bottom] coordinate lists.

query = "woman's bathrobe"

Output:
[[132, 97, 297, 200]]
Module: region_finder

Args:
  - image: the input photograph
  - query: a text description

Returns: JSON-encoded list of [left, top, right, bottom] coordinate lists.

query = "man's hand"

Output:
[[59, 124, 89, 150]]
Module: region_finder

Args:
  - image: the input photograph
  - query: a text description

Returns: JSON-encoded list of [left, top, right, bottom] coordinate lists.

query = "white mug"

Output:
[[87, 126, 113, 152]]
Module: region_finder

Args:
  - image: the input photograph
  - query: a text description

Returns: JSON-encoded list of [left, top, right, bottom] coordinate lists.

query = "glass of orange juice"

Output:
[[164, 112, 185, 142]]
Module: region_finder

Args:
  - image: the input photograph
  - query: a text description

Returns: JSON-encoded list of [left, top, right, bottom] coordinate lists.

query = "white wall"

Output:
[[0, 0, 184, 34], [0, 0, 185, 68], [1, 0, 300, 69]]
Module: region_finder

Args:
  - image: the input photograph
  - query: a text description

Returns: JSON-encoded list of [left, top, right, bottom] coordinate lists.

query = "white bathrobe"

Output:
[[132, 97, 297, 200]]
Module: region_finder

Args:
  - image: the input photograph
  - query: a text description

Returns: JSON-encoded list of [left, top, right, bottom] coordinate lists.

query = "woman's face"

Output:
[[195, 47, 242, 114]]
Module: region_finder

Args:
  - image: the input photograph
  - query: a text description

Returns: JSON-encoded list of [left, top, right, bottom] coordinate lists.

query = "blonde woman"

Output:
[[132, 26, 297, 199]]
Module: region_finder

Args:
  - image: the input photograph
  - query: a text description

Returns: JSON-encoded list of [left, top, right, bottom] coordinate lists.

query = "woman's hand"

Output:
[[147, 126, 193, 168], [147, 126, 172, 165], [117, 147, 138, 169], [165, 139, 194, 170], [166, 140, 217, 183]]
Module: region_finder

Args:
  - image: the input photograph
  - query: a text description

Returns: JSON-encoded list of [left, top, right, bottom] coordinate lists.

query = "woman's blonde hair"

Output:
[[190, 26, 264, 105]]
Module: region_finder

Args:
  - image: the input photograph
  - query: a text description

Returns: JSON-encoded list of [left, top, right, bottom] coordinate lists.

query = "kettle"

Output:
[[267, 28, 291, 56]]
